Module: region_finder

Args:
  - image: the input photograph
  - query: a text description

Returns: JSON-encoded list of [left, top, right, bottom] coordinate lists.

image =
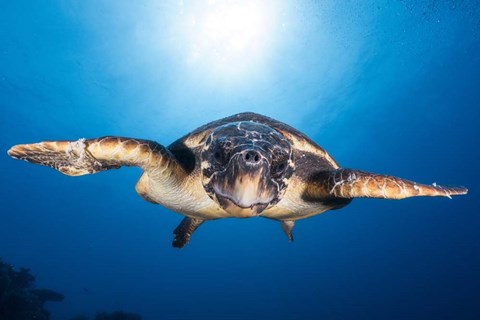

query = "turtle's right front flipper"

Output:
[[7, 137, 184, 178], [305, 168, 468, 200]]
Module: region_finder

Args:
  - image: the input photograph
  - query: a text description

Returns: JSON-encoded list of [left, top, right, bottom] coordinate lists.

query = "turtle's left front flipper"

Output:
[[306, 169, 468, 200]]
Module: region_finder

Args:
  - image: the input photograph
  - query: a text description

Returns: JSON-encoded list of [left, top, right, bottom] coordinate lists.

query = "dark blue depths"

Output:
[[0, 1, 479, 320]]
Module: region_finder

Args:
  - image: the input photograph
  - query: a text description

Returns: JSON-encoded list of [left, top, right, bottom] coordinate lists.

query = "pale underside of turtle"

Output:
[[8, 112, 467, 248]]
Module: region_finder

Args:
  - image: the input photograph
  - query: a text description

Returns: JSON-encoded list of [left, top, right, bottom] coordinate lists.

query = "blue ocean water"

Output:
[[1, 1, 479, 319]]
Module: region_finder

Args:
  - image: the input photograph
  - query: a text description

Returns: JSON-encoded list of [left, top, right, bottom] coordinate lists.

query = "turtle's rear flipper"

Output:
[[311, 169, 467, 199], [280, 220, 295, 242], [172, 217, 204, 248]]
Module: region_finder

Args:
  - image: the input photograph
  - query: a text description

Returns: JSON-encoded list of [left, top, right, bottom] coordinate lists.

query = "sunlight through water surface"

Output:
[[175, 0, 278, 77]]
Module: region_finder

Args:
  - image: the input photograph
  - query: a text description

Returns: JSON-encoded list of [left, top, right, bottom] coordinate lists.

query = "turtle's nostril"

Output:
[[243, 150, 261, 165]]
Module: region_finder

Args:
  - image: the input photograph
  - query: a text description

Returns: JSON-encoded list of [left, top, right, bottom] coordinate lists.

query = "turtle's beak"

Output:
[[211, 148, 278, 218]]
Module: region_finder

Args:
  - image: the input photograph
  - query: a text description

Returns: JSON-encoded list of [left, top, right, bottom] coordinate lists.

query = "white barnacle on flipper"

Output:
[[432, 182, 437, 187], [65, 138, 87, 161], [413, 183, 420, 192], [349, 172, 357, 181], [350, 172, 360, 197]]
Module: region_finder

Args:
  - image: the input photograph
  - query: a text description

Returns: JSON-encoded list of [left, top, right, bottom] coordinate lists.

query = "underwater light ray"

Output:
[[177, 0, 276, 77]]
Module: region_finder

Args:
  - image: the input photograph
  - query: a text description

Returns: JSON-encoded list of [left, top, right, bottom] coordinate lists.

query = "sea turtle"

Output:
[[7, 112, 467, 248]]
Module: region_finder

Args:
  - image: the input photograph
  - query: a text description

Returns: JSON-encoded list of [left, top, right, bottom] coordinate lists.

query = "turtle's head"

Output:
[[201, 121, 293, 218]]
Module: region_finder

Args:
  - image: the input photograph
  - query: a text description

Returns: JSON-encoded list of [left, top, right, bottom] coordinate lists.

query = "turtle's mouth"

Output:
[[213, 184, 274, 217], [208, 152, 279, 218]]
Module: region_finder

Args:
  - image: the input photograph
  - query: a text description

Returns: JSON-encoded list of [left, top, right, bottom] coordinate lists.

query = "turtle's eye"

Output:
[[213, 145, 231, 165], [271, 161, 287, 177], [271, 148, 288, 177]]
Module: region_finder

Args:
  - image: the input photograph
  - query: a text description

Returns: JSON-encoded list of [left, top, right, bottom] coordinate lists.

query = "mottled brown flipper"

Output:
[[7, 137, 181, 177], [306, 168, 468, 200], [172, 217, 204, 248]]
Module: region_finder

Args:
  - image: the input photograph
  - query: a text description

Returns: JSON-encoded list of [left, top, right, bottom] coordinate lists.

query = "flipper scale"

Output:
[[7, 137, 172, 176], [325, 169, 468, 199]]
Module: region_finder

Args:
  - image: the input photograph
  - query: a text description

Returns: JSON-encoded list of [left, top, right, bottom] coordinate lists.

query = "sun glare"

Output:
[[178, 1, 275, 76]]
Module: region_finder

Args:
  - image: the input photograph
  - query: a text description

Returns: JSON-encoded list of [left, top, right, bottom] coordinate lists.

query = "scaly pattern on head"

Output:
[[200, 121, 294, 217]]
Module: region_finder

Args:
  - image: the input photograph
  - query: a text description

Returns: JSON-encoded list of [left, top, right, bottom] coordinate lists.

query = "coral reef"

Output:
[[0, 258, 142, 320], [0, 259, 64, 320]]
